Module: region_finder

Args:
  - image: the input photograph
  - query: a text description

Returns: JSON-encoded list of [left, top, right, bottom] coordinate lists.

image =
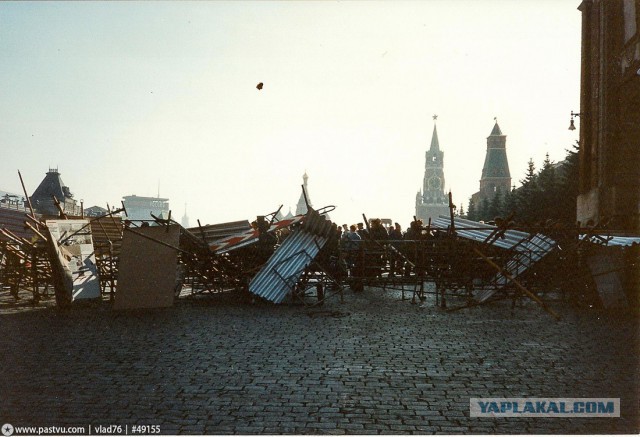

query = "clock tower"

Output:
[[416, 116, 450, 223]]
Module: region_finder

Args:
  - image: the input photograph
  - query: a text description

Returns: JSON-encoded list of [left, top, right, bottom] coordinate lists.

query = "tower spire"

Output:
[[429, 124, 440, 152]]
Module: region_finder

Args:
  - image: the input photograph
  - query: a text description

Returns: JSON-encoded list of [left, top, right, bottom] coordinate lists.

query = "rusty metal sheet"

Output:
[[209, 215, 305, 254], [187, 220, 251, 244]]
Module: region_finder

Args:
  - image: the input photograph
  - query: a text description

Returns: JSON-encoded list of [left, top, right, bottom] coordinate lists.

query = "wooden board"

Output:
[[587, 249, 628, 308], [114, 225, 180, 310]]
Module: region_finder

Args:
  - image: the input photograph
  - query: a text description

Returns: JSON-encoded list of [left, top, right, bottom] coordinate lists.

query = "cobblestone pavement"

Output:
[[0, 286, 638, 435]]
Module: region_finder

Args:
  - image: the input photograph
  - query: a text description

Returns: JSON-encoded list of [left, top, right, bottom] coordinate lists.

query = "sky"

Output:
[[0, 1, 582, 227]]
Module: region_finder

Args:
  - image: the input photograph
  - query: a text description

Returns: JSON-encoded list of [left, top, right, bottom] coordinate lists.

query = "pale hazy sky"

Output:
[[0, 1, 581, 227]]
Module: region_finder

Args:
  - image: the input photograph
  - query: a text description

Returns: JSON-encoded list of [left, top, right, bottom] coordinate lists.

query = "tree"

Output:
[[502, 185, 517, 218], [467, 198, 477, 221], [537, 153, 560, 221], [517, 158, 540, 224], [479, 198, 490, 222], [488, 189, 503, 221]]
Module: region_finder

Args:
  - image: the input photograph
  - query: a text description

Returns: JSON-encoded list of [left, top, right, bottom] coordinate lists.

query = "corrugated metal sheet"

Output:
[[581, 234, 640, 247], [209, 215, 305, 254], [187, 220, 251, 244], [249, 229, 328, 303], [475, 233, 557, 303], [248, 209, 334, 303], [431, 216, 530, 251], [429, 216, 557, 303]]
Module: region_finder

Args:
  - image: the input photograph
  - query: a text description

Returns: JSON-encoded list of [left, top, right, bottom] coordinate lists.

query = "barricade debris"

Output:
[[249, 207, 339, 304], [1, 172, 638, 315]]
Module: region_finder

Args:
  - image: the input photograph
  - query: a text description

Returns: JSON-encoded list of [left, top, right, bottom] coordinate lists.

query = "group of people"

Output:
[[337, 218, 427, 248]]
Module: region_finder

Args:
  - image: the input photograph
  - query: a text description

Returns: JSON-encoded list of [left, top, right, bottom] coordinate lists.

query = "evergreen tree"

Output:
[[488, 189, 503, 221], [479, 198, 490, 222], [538, 153, 559, 221], [556, 142, 580, 225], [502, 185, 517, 218], [459, 203, 465, 219], [517, 158, 540, 224], [467, 198, 477, 221]]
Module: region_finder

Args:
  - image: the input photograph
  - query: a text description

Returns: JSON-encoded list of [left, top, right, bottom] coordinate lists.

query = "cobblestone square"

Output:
[[0, 288, 638, 434]]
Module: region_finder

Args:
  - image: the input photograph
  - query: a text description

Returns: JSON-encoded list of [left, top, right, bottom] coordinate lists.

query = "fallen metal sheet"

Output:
[[430, 217, 558, 303], [209, 215, 305, 254], [188, 220, 251, 244], [248, 211, 333, 303], [475, 233, 557, 303], [249, 229, 328, 303], [581, 234, 640, 247], [431, 216, 530, 251], [46, 219, 101, 302], [114, 225, 180, 310]]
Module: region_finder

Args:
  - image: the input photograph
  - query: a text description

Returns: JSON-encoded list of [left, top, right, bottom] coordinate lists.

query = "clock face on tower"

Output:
[[428, 176, 441, 190]]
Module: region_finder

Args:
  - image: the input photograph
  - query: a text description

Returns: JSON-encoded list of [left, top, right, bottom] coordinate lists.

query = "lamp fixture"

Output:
[[568, 111, 581, 131]]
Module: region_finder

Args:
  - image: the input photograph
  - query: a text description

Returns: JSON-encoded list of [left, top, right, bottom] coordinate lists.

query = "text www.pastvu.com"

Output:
[[1, 424, 161, 436], [3, 425, 87, 436]]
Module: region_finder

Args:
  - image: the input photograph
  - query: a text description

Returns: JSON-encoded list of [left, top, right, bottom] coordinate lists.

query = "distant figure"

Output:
[[388, 223, 403, 277], [256, 82, 263, 90], [369, 218, 388, 241], [356, 222, 369, 239], [404, 220, 423, 240], [341, 224, 362, 268], [388, 222, 403, 241]]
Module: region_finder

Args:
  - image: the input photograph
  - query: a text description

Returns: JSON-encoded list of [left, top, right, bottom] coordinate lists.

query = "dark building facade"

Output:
[[30, 168, 81, 217], [415, 122, 450, 223], [470, 121, 512, 211], [576, 0, 640, 231]]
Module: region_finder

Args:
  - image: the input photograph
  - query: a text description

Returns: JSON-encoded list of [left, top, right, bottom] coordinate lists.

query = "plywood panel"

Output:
[[114, 225, 180, 310], [587, 250, 628, 308]]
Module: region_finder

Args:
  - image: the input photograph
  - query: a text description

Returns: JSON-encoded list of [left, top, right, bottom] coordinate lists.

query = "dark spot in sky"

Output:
[[256, 82, 263, 90]]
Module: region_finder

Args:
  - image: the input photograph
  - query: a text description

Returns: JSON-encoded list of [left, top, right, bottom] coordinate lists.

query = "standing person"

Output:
[[341, 224, 361, 267], [343, 225, 364, 291], [388, 222, 403, 240], [388, 222, 403, 277], [356, 222, 369, 239], [369, 218, 388, 241], [368, 218, 388, 276], [345, 225, 361, 249], [403, 220, 424, 276], [403, 220, 423, 240]]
